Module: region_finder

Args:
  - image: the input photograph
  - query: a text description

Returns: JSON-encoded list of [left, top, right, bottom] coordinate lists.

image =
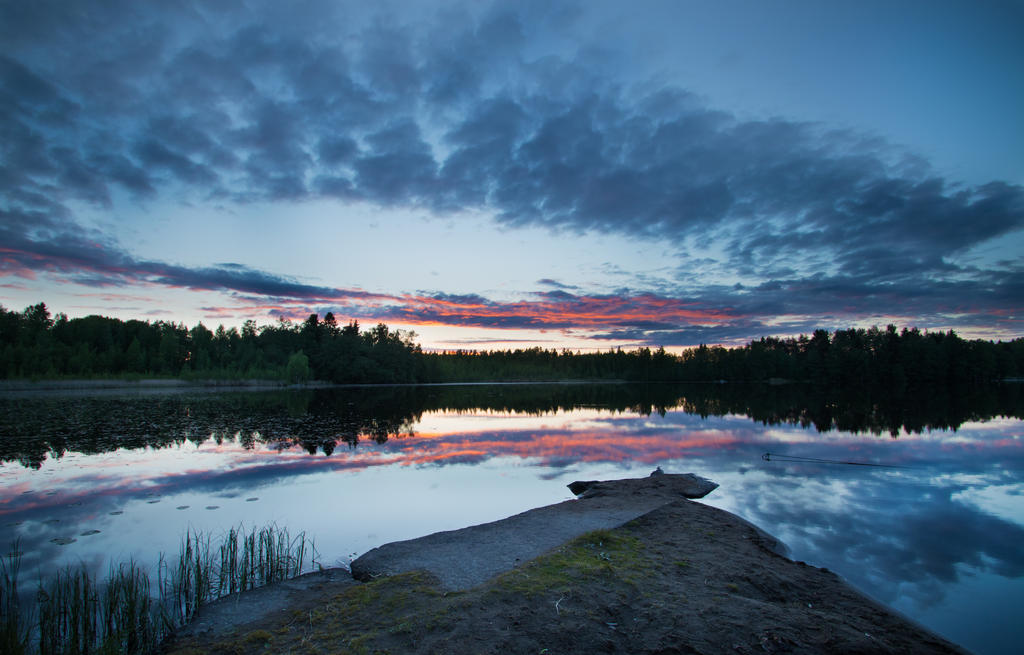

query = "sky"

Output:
[[1, 0, 1023, 351]]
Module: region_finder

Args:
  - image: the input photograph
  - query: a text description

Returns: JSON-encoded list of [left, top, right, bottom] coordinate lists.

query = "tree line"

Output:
[[423, 326, 1024, 388], [1, 303, 1022, 387], [0, 302, 421, 383], [675, 326, 1024, 387]]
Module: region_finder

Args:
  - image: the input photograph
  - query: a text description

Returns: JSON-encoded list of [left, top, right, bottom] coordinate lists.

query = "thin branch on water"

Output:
[[762, 452, 912, 468]]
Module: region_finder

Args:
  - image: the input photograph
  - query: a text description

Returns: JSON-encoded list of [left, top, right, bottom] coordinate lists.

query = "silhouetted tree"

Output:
[[286, 351, 311, 383]]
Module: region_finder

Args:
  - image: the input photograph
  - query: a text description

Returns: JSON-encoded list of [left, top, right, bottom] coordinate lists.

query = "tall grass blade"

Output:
[[1, 542, 30, 655], [6, 523, 316, 655]]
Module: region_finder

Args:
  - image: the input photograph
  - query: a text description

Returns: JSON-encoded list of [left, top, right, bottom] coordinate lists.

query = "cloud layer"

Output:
[[1, 0, 1022, 343]]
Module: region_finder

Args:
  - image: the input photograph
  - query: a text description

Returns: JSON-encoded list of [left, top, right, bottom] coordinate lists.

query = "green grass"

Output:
[[1, 524, 316, 655], [495, 529, 648, 597]]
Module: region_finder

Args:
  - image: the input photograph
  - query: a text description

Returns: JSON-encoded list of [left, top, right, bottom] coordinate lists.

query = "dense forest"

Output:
[[2, 302, 1023, 387], [0, 302, 422, 383]]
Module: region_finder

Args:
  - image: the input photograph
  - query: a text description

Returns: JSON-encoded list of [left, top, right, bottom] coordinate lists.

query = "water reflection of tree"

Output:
[[1, 383, 1022, 467], [680, 383, 1024, 437]]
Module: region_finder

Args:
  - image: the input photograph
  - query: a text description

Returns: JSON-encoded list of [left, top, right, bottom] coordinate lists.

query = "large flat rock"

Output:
[[350, 472, 721, 591], [567, 471, 718, 498], [167, 473, 966, 655]]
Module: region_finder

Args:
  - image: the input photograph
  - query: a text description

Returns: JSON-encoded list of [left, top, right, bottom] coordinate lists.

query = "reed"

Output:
[[214, 524, 312, 597], [4, 523, 316, 655], [37, 564, 99, 655], [100, 561, 155, 654], [1, 541, 31, 655], [157, 529, 214, 627]]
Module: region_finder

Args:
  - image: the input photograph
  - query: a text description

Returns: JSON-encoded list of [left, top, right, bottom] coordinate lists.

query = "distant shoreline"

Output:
[[0, 377, 637, 395], [2, 375, 1020, 396], [0, 378, 300, 392]]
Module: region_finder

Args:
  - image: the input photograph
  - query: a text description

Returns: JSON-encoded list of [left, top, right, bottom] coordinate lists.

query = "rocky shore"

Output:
[[163, 473, 969, 654]]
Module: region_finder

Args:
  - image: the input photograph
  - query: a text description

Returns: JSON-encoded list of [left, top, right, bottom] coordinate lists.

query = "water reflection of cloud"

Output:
[[702, 466, 1024, 610], [5, 403, 1024, 624], [389, 413, 1024, 614], [951, 483, 1024, 528]]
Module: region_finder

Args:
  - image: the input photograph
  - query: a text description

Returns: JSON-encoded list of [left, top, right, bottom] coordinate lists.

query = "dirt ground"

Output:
[[163, 487, 968, 655]]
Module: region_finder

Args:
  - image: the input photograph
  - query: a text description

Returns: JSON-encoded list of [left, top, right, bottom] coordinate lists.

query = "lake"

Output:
[[2, 382, 1022, 654]]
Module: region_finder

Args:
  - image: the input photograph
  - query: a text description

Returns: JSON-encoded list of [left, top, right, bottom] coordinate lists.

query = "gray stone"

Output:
[[568, 472, 719, 499], [350, 472, 719, 591]]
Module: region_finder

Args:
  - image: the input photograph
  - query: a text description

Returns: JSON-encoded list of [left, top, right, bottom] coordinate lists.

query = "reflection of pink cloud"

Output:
[[386, 429, 742, 467], [0, 482, 36, 508], [5, 417, 1023, 521], [3, 426, 733, 517]]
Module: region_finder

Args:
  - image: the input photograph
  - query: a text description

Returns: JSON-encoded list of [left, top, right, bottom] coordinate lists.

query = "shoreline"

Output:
[[0, 377, 639, 396], [4, 376, 1017, 396], [0, 378, 308, 391], [164, 473, 970, 654]]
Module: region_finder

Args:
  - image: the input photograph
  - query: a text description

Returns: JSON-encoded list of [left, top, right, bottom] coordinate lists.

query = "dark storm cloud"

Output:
[[317, 136, 359, 166], [2, 0, 1022, 342], [87, 152, 156, 197], [134, 138, 220, 187], [351, 120, 438, 205], [0, 216, 350, 301]]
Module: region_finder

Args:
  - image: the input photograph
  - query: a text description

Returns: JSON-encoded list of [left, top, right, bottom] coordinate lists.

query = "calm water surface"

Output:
[[1, 383, 1022, 655]]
